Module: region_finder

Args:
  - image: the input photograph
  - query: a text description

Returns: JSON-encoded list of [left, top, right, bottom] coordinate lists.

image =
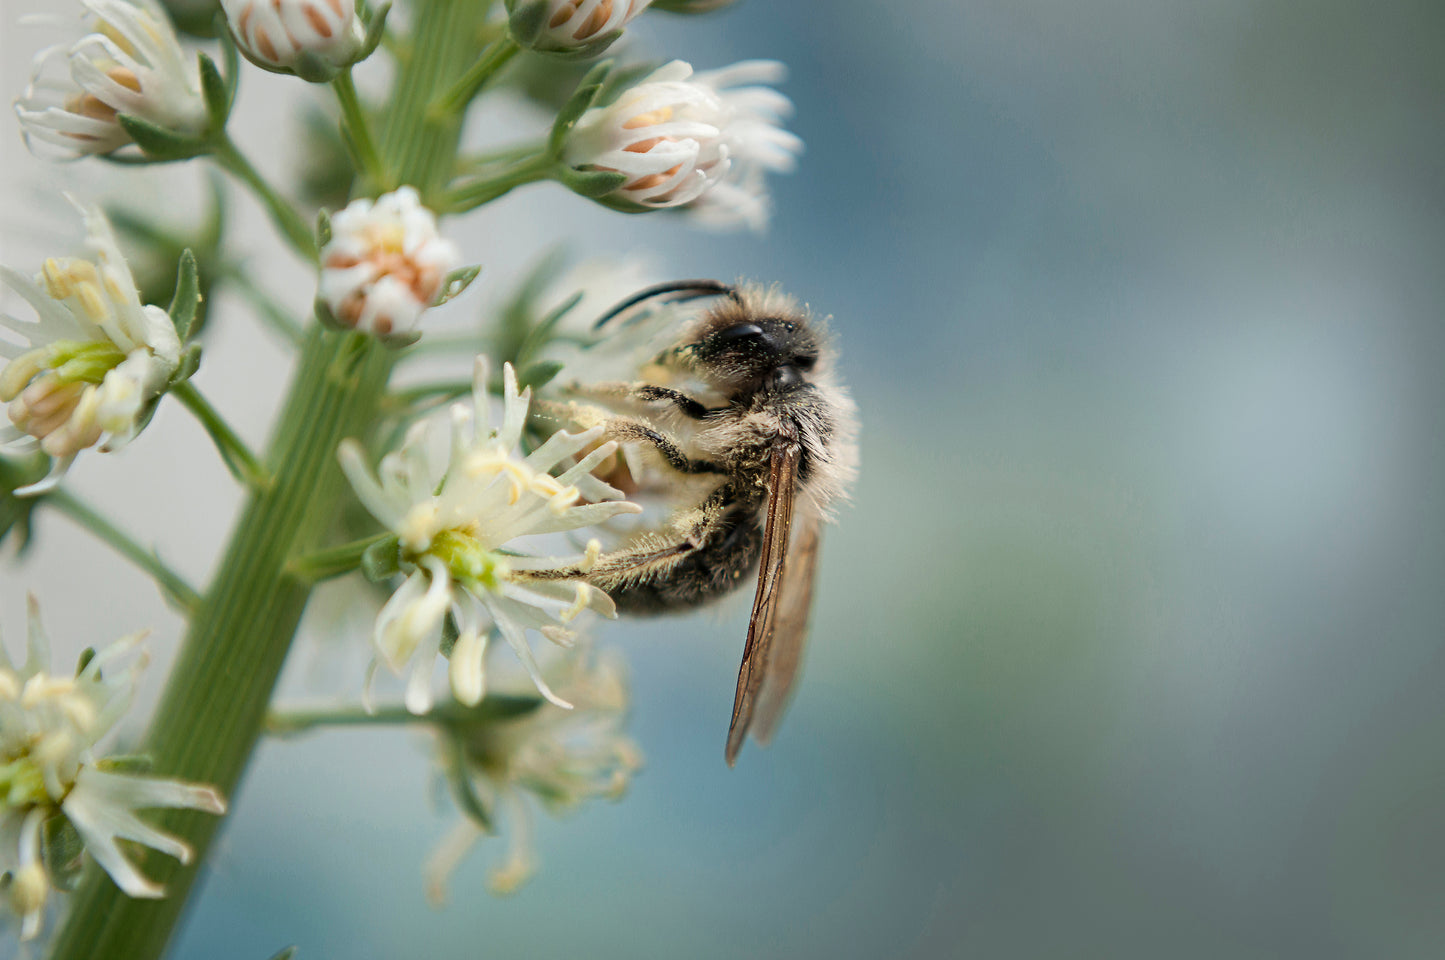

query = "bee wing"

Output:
[[749, 503, 823, 746], [726, 441, 801, 766]]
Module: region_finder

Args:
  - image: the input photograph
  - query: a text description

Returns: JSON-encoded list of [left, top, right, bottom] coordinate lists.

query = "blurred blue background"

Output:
[[5, 0, 1445, 957]]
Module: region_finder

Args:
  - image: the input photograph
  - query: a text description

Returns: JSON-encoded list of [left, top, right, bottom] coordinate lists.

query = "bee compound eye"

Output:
[[716, 322, 766, 343]]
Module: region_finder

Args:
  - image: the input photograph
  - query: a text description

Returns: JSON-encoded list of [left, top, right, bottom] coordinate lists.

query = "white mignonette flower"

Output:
[[338, 357, 642, 714], [220, 0, 364, 76], [563, 59, 802, 227], [423, 648, 642, 899], [536, 0, 651, 48], [0, 597, 225, 940], [14, 0, 207, 158], [0, 199, 182, 496], [319, 187, 461, 338]]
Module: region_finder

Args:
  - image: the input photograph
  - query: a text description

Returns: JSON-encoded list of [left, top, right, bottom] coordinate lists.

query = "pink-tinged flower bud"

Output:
[[220, 0, 365, 78], [318, 187, 460, 338]]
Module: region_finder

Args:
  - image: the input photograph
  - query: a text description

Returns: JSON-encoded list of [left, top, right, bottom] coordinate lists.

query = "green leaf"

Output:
[[361, 535, 402, 582], [549, 59, 612, 151], [116, 113, 205, 161], [505, 0, 550, 46], [432, 265, 481, 307], [438, 611, 460, 658], [315, 208, 333, 249], [170, 343, 204, 386], [168, 249, 202, 341], [356, 2, 392, 62], [75, 647, 96, 677], [557, 166, 627, 199], [442, 734, 493, 831], [516, 359, 563, 390], [41, 815, 85, 892], [517, 291, 582, 363], [266, 948, 299, 960], [198, 52, 230, 129]]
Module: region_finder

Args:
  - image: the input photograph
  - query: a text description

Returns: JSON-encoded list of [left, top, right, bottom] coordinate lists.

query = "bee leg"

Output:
[[604, 418, 726, 475], [568, 381, 718, 420]]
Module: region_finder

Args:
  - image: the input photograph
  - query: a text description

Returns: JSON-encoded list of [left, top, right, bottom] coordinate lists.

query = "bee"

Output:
[[542, 280, 857, 765]]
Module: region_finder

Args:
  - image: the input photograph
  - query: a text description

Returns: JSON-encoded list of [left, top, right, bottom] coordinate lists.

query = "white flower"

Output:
[[534, 0, 651, 49], [0, 596, 225, 940], [563, 59, 802, 228], [319, 187, 461, 338], [423, 648, 642, 899], [0, 199, 182, 495], [220, 0, 364, 75], [339, 358, 641, 713], [14, 0, 207, 158]]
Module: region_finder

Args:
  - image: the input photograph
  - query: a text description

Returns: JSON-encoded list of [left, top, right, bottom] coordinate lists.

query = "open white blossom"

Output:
[[563, 59, 802, 228], [339, 358, 641, 713], [220, 0, 365, 75], [14, 0, 207, 158], [0, 597, 225, 940], [424, 648, 642, 899], [319, 187, 461, 338], [0, 199, 182, 495]]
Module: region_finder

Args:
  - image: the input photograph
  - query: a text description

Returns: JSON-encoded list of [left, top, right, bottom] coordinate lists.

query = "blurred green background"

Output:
[[5, 0, 1445, 957]]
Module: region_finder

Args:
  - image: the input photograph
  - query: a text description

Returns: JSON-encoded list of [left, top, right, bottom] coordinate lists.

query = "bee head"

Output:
[[691, 313, 820, 395]]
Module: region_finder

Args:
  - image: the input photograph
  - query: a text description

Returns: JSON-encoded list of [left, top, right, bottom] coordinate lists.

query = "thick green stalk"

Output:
[[45, 1, 494, 957]]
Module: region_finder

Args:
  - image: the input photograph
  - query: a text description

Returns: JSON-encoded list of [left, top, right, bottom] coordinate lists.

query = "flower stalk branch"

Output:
[[287, 532, 391, 582], [172, 382, 272, 491], [332, 68, 386, 189], [209, 135, 319, 261], [431, 37, 520, 120], [47, 489, 202, 614]]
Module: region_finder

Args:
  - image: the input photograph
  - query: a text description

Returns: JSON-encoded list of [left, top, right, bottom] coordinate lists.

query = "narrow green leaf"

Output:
[[117, 113, 204, 160], [443, 734, 493, 831], [357, 1, 392, 61], [361, 535, 402, 582], [517, 359, 563, 390], [41, 815, 85, 892], [198, 52, 230, 129], [266, 948, 299, 960], [438, 611, 461, 658], [433, 265, 481, 306], [558, 166, 627, 199], [75, 647, 96, 677], [316, 208, 333, 249], [549, 59, 612, 151], [168, 250, 202, 341]]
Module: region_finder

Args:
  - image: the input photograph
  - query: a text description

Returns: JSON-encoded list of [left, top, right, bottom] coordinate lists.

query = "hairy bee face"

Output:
[[684, 311, 823, 398]]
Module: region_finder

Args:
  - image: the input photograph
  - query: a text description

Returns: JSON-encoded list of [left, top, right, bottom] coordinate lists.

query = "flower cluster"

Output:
[[564, 59, 802, 230], [339, 357, 641, 713], [14, 0, 207, 158], [424, 647, 642, 897], [0, 597, 225, 940], [0, 200, 182, 495], [318, 187, 462, 339]]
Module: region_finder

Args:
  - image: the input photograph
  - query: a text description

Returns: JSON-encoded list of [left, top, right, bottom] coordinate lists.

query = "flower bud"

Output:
[[317, 187, 461, 339], [507, 0, 652, 57], [220, 0, 365, 81]]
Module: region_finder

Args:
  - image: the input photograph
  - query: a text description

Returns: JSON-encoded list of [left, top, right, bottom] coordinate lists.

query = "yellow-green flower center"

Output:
[[0, 756, 50, 808], [423, 528, 511, 591], [0, 339, 127, 402]]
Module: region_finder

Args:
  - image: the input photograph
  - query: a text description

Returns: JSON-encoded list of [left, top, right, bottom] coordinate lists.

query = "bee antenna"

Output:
[[592, 279, 741, 330]]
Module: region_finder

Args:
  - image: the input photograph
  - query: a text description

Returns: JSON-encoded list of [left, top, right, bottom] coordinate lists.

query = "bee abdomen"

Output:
[[609, 510, 763, 615]]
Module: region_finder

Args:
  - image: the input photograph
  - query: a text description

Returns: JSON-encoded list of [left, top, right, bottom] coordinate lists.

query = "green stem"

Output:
[[172, 381, 272, 491], [210, 135, 318, 262], [443, 152, 556, 212], [332, 68, 386, 190], [431, 37, 520, 119], [383, 378, 475, 409], [47, 490, 201, 614], [287, 532, 391, 583], [46, 5, 496, 956], [455, 140, 547, 173], [267, 694, 543, 736]]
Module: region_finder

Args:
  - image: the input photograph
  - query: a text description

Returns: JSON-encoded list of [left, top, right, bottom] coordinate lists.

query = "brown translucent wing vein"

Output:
[[726, 441, 800, 766], [749, 505, 822, 745]]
